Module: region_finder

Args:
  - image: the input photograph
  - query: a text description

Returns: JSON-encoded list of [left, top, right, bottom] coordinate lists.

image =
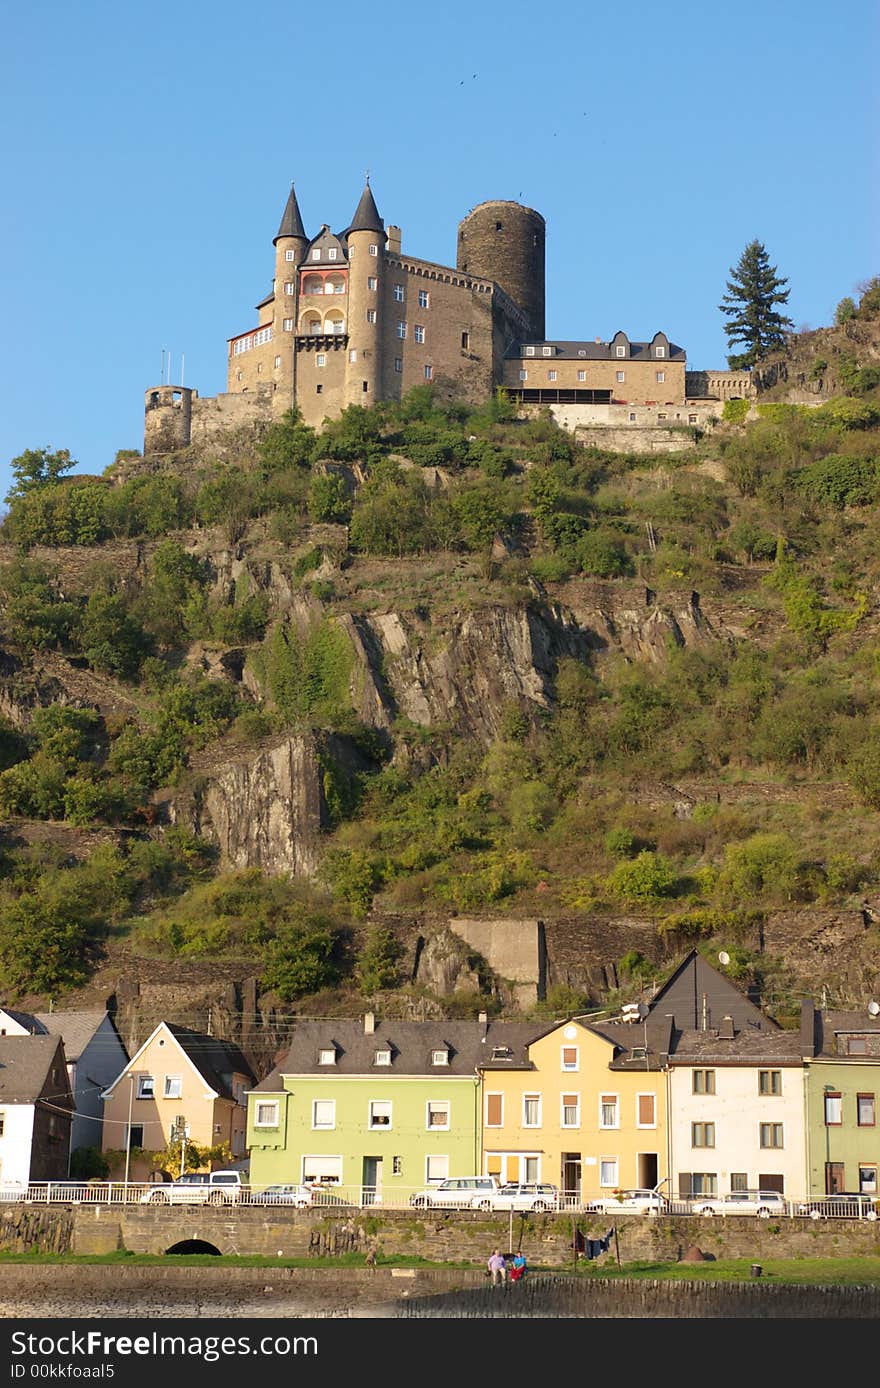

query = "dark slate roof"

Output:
[[255, 289, 274, 309], [647, 949, 776, 1035], [305, 224, 349, 261], [274, 184, 307, 244], [592, 1015, 674, 1072], [165, 1025, 256, 1099], [0, 1009, 48, 1035], [810, 1007, 880, 1058], [667, 1026, 804, 1065], [346, 181, 384, 236], [507, 339, 686, 362], [0, 1036, 70, 1103], [34, 1011, 111, 1062], [253, 1019, 541, 1091]]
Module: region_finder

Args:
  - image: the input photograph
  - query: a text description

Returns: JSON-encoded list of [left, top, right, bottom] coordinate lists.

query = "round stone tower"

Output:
[[344, 181, 387, 408], [143, 385, 194, 455], [272, 185, 309, 415], [456, 200, 546, 341]]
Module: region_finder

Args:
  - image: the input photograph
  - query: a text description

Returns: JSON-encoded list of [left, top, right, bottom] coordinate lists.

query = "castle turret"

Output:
[[144, 385, 194, 455], [457, 200, 546, 340], [272, 184, 309, 414], [343, 180, 386, 408]]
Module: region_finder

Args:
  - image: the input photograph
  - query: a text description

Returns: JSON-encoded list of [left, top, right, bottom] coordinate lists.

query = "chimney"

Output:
[[387, 225, 402, 255], [701, 993, 708, 1031], [719, 1015, 735, 1040], [364, 1012, 376, 1035]]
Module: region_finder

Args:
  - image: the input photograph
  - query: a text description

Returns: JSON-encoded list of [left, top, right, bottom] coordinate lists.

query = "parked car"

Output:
[[795, 1194, 878, 1220], [249, 1183, 349, 1208], [473, 1182, 560, 1213], [139, 1170, 244, 1205], [693, 1190, 787, 1218], [409, 1176, 500, 1209], [584, 1188, 668, 1216]]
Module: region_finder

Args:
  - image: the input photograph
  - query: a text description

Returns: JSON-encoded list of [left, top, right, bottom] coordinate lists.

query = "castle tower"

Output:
[[457, 200, 546, 341], [143, 384, 194, 455], [272, 184, 309, 414], [343, 180, 387, 408]]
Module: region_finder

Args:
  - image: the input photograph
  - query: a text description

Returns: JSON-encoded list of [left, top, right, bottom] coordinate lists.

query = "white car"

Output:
[[409, 1176, 500, 1209], [139, 1170, 244, 1205], [585, 1188, 668, 1216], [693, 1190, 787, 1218], [474, 1182, 560, 1213]]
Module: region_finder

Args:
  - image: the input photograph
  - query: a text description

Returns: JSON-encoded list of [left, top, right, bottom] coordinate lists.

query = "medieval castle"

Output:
[[144, 181, 751, 456]]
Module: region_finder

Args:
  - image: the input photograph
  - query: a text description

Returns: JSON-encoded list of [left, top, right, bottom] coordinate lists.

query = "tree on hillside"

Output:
[[719, 240, 793, 370], [6, 447, 76, 501]]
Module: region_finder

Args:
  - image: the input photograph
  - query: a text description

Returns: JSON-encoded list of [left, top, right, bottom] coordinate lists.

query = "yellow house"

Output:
[[480, 1018, 669, 1203], [100, 1022, 255, 1179]]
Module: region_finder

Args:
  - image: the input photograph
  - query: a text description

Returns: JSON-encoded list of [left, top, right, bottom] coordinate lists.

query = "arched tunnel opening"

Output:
[[165, 1239, 222, 1256]]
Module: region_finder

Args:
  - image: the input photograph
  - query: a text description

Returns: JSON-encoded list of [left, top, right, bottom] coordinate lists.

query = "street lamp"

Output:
[[123, 1072, 135, 1193]]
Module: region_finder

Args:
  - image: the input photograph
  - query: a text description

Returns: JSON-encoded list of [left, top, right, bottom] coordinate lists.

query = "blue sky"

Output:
[[1, 0, 877, 501]]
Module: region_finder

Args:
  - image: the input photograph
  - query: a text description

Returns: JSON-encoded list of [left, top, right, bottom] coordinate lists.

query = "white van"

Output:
[[409, 1176, 499, 1209], [140, 1170, 245, 1205]]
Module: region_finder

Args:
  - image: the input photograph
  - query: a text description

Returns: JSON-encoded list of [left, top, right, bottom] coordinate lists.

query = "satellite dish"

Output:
[[718, 951, 730, 966], [637, 1002, 649, 1019], [868, 1000, 880, 1017]]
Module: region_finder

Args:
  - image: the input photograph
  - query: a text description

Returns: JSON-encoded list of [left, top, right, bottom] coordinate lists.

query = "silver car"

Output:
[[409, 1176, 499, 1209], [475, 1182, 561, 1213], [585, 1188, 668, 1216], [693, 1190, 787, 1218]]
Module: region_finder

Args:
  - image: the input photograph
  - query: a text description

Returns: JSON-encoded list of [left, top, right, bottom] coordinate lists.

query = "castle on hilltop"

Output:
[[144, 182, 751, 456]]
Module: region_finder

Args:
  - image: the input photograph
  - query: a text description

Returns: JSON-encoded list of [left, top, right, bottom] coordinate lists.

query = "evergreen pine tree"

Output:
[[719, 240, 793, 370]]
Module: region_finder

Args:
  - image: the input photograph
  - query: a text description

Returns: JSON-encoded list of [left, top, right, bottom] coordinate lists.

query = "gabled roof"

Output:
[[809, 1006, 880, 1059], [346, 181, 385, 236], [508, 339, 686, 362], [0, 1008, 48, 1035], [274, 183, 307, 245], [253, 1019, 541, 1091], [304, 224, 348, 261], [648, 949, 775, 1036], [102, 1022, 255, 1101], [0, 1036, 71, 1104], [34, 1011, 118, 1063]]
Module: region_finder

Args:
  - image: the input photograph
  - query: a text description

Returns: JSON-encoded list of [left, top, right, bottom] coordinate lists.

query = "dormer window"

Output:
[[374, 1048, 392, 1066], [542, 346, 552, 356], [318, 1048, 336, 1066], [491, 1046, 512, 1061], [328, 249, 337, 261], [655, 345, 666, 357], [616, 345, 626, 358], [312, 249, 321, 261], [525, 346, 535, 356], [431, 1048, 449, 1066]]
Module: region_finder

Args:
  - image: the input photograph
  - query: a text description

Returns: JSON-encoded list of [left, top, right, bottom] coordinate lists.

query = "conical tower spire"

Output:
[[347, 178, 385, 236], [273, 183, 307, 244]]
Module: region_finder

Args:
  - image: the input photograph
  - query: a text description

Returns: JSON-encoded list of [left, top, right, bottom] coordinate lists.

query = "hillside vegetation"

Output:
[[2, 284, 880, 1020]]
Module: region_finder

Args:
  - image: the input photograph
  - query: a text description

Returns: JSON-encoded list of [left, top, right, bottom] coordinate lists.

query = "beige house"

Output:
[[100, 1023, 255, 1179]]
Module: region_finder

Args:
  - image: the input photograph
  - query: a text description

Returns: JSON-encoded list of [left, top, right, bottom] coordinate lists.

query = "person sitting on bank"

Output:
[[487, 1248, 507, 1286], [510, 1252, 527, 1282]]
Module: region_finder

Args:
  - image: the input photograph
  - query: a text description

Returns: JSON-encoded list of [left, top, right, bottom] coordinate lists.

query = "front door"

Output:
[[825, 1162, 845, 1195], [362, 1157, 383, 1205], [562, 1153, 581, 1204]]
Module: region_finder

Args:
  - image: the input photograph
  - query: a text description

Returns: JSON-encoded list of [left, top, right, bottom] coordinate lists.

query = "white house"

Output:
[[0, 1035, 74, 1186]]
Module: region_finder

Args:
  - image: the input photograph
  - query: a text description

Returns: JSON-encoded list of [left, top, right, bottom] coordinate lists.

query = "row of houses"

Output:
[[2, 951, 879, 1202]]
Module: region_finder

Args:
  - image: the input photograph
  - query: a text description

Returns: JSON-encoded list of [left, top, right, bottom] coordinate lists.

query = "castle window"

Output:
[[283, 318, 293, 331], [349, 350, 357, 363], [369, 244, 378, 257], [542, 346, 552, 357], [525, 346, 535, 357], [284, 282, 295, 295], [328, 249, 337, 261], [366, 309, 377, 323], [655, 345, 666, 357], [616, 345, 626, 357], [424, 365, 433, 380], [312, 249, 321, 261], [362, 380, 369, 393], [461, 331, 469, 350], [316, 384, 323, 394], [414, 325, 425, 344], [495, 220, 502, 231], [394, 284, 405, 302], [689, 414, 698, 424], [629, 413, 637, 421], [397, 321, 407, 339], [236, 371, 243, 381], [274, 355, 282, 368], [657, 412, 667, 420], [519, 370, 528, 381], [348, 246, 355, 258], [616, 371, 625, 383], [316, 354, 326, 367], [368, 277, 378, 291], [548, 370, 557, 382], [394, 358, 403, 373], [285, 249, 295, 261], [656, 371, 665, 383], [418, 290, 429, 308], [577, 370, 586, 382]]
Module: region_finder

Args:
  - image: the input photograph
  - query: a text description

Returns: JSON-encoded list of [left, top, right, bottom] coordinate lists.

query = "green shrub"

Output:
[[722, 398, 750, 425], [605, 851, 676, 904]]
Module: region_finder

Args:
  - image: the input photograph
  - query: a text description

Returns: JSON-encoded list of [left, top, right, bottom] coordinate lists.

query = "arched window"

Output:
[[302, 275, 324, 296], [325, 274, 346, 295], [324, 312, 346, 335], [299, 311, 322, 334]]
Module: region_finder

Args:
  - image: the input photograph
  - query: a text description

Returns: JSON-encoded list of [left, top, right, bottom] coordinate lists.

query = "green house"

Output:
[[803, 1002, 880, 1197], [247, 1013, 536, 1202]]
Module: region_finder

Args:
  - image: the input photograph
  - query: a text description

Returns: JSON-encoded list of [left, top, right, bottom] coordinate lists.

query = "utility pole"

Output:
[[123, 1073, 135, 1193]]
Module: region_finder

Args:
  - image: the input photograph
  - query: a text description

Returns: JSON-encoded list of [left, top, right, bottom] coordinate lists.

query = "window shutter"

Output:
[[486, 1094, 502, 1125], [639, 1094, 655, 1125]]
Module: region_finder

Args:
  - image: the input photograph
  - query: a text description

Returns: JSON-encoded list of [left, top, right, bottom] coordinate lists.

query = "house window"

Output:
[[369, 1101, 392, 1128], [366, 309, 377, 324], [136, 1076, 154, 1100], [689, 1173, 718, 1197], [692, 1122, 715, 1148], [760, 1123, 784, 1149], [688, 414, 698, 424], [426, 1154, 448, 1184], [164, 1076, 182, 1099], [616, 345, 626, 357], [126, 1124, 144, 1149], [847, 1037, 868, 1055], [825, 1092, 842, 1125], [486, 1094, 503, 1127], [519, 370, 528, 381], [393, 284, 405, 301], [424, 365, 433, 380], [548, 370, 557, 381], [318, 1048, 336, 1066], [374, 1048, 392, 1066], [312, 1100, 335, 1130], [656, 371, 665, 383], [368, 276, 378, 291], [523, 1094, 542, 1128], [693, 1070, 715, 1095], [599, 1159, 618, 1187], [759, 1071, 782, 1096], [637, 1094, 656, 1128], [394, 358, 403, 373], [600, 1095, 619, 1129], [427, 1101, 450, 1129], [431, 1049, 449, 1066], [283, 318, 294, 331], [859, 1164, 878, 1194], [285, 249, 295, 261], [328, 249, 337, 261], [858, 1093, 876, 1126], [730, 1172, 749, 1192], [415, 325, 425, 344], [561, 1047, 578, 1071], [525, 346, 535, 357], [561, 1094, 580, 1128], [311, 249, 321, 261], [542, 346, 552, 356], [284, 282, 295, 295], [616, 371, 625, 383], [369, 244, 378, 256], [316, 354, 326, 367], [577, 370, 586, 382], [254, 1101, 279, 1127], [392, 1156, 402, 1176], [419, 290, 430, 308], [397, 321, 407, 339]]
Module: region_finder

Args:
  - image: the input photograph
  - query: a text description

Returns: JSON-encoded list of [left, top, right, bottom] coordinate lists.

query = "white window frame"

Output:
[[525, 346, 535, 357], [318, 1048, 336, 1066], [548, 370, 557, 381], [366, 309, 377, 324], [636, 1092, 657, 1129], [394, 284, 405, 302], [316, 354, 326, 367], [414, 325, 425, 344], [424, 365, 433, 380], [136, 1075, 155, 1100], [656, 370, 665, 383], [163, 1076, 182, 1099], [369, 244, 378, 257], [560, 1094, 580, 1128], [599, 1093, 619, 1129], [312, 1099, 335, 1130], [418, 289, 429, 308], [374, 1048, 392, 1066], [254, 1100, 279, 1128], [397, 321, 407, 339], [284, 282, 295, 295], [519, 369, 528, 381], [349, 349, 357, 363], [282, 318, 294, 331], [285, 249, 295, 261], [274, 355, 282, 368], [599, 1158, 619, 1187], [485, 1093, 504, 1127], [542, 346, 552, 356], [426, 1154, 448, 1185], [426, 1101, 450, 1130], [311, 249, 321, 261], [561, 1046, 579, 1072], [368, 276, 378, 291], [616, 370, 625, 382], [655, 345, 666, 357], [616, 344, 626, 357], [431, 1049, 449, 1066], [369, 1100, 392, 1129], [577, 370, 586, 382], [522, 1093, 542, 1128], [328, 248, 337, 261], [825, 1093, 842, 1124], [394, 357, 403, 373]]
